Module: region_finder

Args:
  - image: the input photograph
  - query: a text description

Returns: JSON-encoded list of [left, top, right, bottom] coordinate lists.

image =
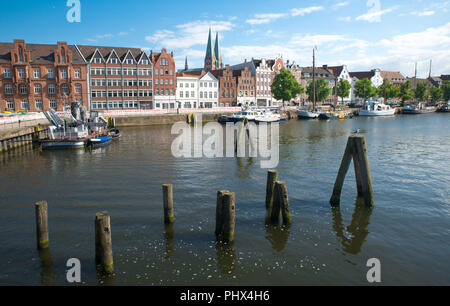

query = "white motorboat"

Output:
[[254, 110, 281, 123], [228, 110, 258, 122], [358, 102, 396, 116]]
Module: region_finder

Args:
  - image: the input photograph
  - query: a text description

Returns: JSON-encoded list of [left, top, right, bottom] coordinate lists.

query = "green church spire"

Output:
[[214, 32, 221, 69], [205, 28, 213, 60]]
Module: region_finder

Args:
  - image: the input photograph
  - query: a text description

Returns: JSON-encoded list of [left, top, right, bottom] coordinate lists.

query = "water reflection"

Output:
[[38, 248, 56, 286], [236, 157, 253, 179], [96, 269, 115, 286], [216, 242, 236, 275], [265, 224, 291, 252], [164, 223, 175, 259], [332, 198, 373, 255]]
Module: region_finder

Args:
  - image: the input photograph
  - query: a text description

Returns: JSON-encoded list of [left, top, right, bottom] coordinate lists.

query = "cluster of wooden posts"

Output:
[[0, 126, 47, 154], [33, 134, 374, 275]]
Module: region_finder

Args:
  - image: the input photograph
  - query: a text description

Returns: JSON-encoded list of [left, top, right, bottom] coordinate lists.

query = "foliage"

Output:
[[442, 81, 450, 101], [399, 80, 413, 104], [306, 78, 332, 104], [378, 78, 400, 101], [429, 86, 443, 104], [354, 78, 377, 101], [271, 69, 304, 105], [336, 79, 351, 104], [415, 81, 428, 102]]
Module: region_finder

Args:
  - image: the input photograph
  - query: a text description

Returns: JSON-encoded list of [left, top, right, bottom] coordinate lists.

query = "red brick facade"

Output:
[[151, 48, 176, 109], [0, 40, 88, 112], [212, 65, 237, 107]]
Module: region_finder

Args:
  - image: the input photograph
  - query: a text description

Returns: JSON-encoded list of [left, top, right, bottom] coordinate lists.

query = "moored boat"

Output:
[[403, 103, 436, 114], [358, 102, 396, 116], [318, 112, 339, 120]]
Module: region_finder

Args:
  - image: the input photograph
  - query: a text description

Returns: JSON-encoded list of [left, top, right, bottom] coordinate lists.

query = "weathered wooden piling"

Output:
[[35, 201, 49, 249], [330, 135, 374, 208], [265, 170, 278, 210], [162, 184, 175, 224], [95, 212, 114, 274], [215, 191, 236, 243], [277, 182, 291, 226]]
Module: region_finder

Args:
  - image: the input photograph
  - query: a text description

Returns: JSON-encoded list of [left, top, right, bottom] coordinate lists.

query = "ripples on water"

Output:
[[0, 114, 449, 285]]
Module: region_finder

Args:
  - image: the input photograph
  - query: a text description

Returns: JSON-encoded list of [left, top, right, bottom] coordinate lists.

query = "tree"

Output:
[[336, 79, 351, 105], [271, 69, 304, 106], [378, 78, 400, 102], [399, 80, 413, 105], [442, 81, 450, 101], [415, 81, 428, 102], [429, 86, 443, 104], [354, 78, 377, 102], [306, 79, 331, 104]]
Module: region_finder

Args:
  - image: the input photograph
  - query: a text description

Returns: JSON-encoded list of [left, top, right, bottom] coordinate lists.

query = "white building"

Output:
[[327, 65, 352, 104], [254, 59, 274, 107], [349, 68, 383, 102], [176, 70, 219, 109]]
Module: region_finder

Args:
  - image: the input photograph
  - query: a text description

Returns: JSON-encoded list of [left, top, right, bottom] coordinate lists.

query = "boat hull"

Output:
[[298, 111, 319, 119], [41, 140, 86, 150], [358, 109, 396, 116]]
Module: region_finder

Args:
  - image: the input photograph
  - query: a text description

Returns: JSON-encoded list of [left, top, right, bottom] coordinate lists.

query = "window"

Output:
[[61, 69, 67, 79], [48, 69, 54, 79], [18, 69, 25, 78], [34, 69, 40, 79], [180, 91, 184, 98], [48, 84, 56, 94], [191, 91, 194, 98], [185, 91, 189, 98], [50, 99, 57, 110], [180, 83, 183, 88], [165, 89, 169, 96], [155, 69, 159, 75], [34, 84, 42, 94], [21, 99, 29, 110], [75, 84, 82, 94], [35, 99, 43, 110], [61, 84, 69, 95], [170, 69, 173, 75], [20, 84, 27, 95], [74, 70, 81, 78], [5, 84, 12, 95], [4, 69, 11, 78], [7, 100, 14, 111]]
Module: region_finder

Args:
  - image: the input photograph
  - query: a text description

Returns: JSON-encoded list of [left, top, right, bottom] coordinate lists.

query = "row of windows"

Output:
[[1, 68, 78, 79], [4, 83, 82, 95], [91, 101, 141, 109], [92, 57, 151, 65], [155, 78, 174, 85], [154, 89, 174, 96], [179, 91, 218, 99], [4, 99, 57, 111], [91, 90, 153, 98], [155, 68, 173, 76], [91, 79, 153, 87], [90, 68, 152, 76], [222, 90, 235, 98]]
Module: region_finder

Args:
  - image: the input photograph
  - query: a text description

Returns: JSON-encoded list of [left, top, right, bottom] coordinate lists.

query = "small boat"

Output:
[[228, 109, 258, 122], [41, 139, 87, 150], [88, 136, 112, 147], [218, 115, 230, 124], [318, 112, 339, 120], [298, 110, 319, 119], [108, 128, 122, 139], [254, 110, 281, 123], [436, 102, 450, 113], [403, 103, 436, 114], [358, 102, 396, 116]]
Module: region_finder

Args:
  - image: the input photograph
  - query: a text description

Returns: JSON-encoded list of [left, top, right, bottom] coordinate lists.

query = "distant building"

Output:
[[175, 70, 219, 109], [299, 66, 335, 104], [204, 29, 223, 71], [380, 71, 406, 87], [349, 69, 383, 102], [151, 48, 176, 109], [327, 65, 352, 103], [211, 65, 237, 107]]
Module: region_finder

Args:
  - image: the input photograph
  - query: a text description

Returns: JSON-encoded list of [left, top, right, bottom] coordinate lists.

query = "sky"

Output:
[[1, 0, 449, 77]]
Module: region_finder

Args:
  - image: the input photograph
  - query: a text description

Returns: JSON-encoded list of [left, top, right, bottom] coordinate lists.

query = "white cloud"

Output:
[[145, 20, 234, 49], [334, 2, 350, 9], [356, 7, 397, 23], [246, 13, 287, 25], [291, 6, 324, 16], [411, 10, 435, 16]]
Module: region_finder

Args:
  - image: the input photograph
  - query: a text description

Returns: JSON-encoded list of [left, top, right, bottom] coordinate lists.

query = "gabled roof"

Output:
[[0, 42, 83, 64], [327, 66, 344, 77], [349, 70, 376, 80], [380, 71, 405, 81], [76, 45, 143, 62], [176, 70, 206, 78], [301, 67, 334, 79]]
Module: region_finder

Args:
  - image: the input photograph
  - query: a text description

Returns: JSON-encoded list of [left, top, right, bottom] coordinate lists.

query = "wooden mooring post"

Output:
[[215, 191, 236, 243], [330, 135, 374, 208], [270, 182, 291, 226], [162, 184, 175, 224], [95, 212, 114, 274], [265, 170, 278, 210], [35, 201, 49, 249]]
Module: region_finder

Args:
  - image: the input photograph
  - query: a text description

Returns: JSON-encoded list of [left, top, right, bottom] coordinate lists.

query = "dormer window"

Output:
[[126, 59, 134, 65]]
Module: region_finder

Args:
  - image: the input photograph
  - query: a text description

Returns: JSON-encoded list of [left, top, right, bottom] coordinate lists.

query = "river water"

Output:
[[0, 113, 449, 286]]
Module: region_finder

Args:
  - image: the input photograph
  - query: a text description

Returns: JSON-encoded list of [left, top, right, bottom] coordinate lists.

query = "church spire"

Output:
[[185, 56, 188, 71], [204, 28, 214, 71], [214, 32, 222, 69]]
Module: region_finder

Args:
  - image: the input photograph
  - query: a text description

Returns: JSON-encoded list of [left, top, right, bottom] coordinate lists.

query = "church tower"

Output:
[[204, 28, 214, 71], [214, 32, 223, 70]]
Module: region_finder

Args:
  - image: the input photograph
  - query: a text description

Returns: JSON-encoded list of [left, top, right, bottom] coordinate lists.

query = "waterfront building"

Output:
[[299, 66, 336, 104], [0, 40, 88, 112], [75, 45, 153, 110], [211, 65, 237, 107], [349, 69, 383, 102], [327, 65, 352, 104], [380, 71, 406, 87], [175, 70, 219, 109], [151, 49, 176, 109]]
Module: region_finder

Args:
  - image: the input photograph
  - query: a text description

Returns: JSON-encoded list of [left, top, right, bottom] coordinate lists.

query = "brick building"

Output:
[[151, 48, 176, 109], [75, 45, 153, 110], [211, 65, 237, 107], [0, 40, 88, 112]]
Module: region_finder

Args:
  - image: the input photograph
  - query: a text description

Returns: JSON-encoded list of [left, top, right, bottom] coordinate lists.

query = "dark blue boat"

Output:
[[88, 136, 112, 147]]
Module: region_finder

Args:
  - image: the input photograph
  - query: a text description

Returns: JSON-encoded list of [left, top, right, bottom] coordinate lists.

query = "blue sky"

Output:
[[1, 0, 449, 76]]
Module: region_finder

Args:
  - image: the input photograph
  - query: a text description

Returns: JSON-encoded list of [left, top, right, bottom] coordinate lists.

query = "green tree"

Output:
[[306, 79, 332, 104], [271, 69, 304, 106], [354, 78, 377, 102], [336, 79, 351, 104], [399, 80, 413, 105], [429, 86, 443, 104], [378, 78, 400, 102], [442, 81, 450, 101], [415, 81, 428, 102]]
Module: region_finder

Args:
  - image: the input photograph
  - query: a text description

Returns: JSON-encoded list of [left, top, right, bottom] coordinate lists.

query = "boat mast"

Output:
[[312, 48, 316, 110]]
